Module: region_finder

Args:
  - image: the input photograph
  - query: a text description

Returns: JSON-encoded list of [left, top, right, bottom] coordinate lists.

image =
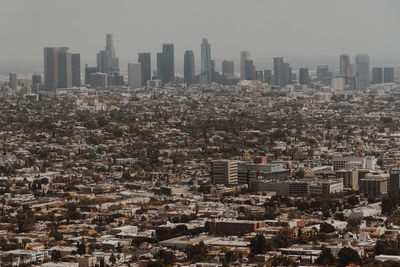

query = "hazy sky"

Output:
[[1, 0, 399, 72]]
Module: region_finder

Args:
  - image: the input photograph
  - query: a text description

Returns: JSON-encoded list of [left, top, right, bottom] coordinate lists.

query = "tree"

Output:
[[346, 218, 361, 232], [273, 228, 294, 248], [51, 250, 62, 261], [250, 234, 271, 254], [338, 247, 361, 267], [319, 222, 336, 233], [315, 246, 335, 266], [146, 261, 165, 267], [77, 239, 86, 255], [185, 242, 208, 262], [156, 250, 176, 266], [109, 253, 116, 265], [347, 196, 359, 206]]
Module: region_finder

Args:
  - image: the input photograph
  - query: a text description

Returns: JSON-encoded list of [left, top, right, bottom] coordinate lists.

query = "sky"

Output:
[[0, 0, 399, 73]]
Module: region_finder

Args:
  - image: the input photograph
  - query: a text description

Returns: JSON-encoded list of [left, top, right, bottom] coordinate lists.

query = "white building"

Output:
[[128, 63, 142, 88], [331, 77, 345, 90]]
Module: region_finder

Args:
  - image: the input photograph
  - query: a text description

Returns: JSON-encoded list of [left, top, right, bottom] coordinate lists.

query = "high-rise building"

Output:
[[105, 33, 119, 73], [340, 53, 351, 78], [89, 73, 108, 88], [317, 65, 330, 85], [9, 73, 17, 90], [355, 54, 370, 90], [211, 160, 238, 185], [96, 34, 119, 75], [97, 50, 108, 74], [273, 57, 284, 87], [222, 60, 234, 78], [283, 63, 292, 86], [138, 53, 151, 86], [299, 68, 309, 86], [128, 63, 142, 89], [201, 38, 212, 83], [57, 48, 72, 88], [85, 66, 98, 85], [31, 74, 41, 93], [44, 47, 68, 90], [157, 44, 174, 85], [255, 71, 264, 81], [331, 77, 345, 90], [384, 67, 395, 83], [263, 70, 272, 84], [243, 60, 255, 80], [211, 60, 217, 83], [184, 50, 195, 85], [32, 74, 41, 86], [71, 54, 81, 87], [372, 68, 383, 84], [240, 51, 250, 80]]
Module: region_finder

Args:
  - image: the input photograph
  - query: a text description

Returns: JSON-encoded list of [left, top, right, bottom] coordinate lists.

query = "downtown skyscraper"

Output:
[[138, 53, 151, 86], [184, 50, 195, 85], [157, 44, 174, 85], [340, 53, 351, 78], [273, 57, 284, 87], [201, 38, 212, 83], [44, 47, 80, 90], [97, 34, 120, 74], [240, 51, 250, 80], [355, 54, 370, 90]]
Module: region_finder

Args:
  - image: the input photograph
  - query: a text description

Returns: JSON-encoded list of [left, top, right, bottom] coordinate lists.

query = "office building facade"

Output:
[[222, 60, 234, 78], [184, 50, 195, 85], [128, 63, 142, 89], [273, 57, 284, 87], [355, 54, 370, 90], [211, 160, 238, 185], [201, 38, 212, 83], [9, 73, 17, 90], [138, 53, 151, 86], [157, 44, 174, 85], [299, 68, 309, 86], [372, 68, 383, 84]]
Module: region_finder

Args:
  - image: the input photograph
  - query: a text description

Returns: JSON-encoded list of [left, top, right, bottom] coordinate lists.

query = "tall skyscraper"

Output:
[[355, 54, 370, 90], [184, 50, 195, 85], [299, 68, 309, 86], [372, 68, 383, 84], [384, 67, 395, 83], [240, 51, 250, 80], [157, 44, 174, 85], [106, 33, 119, 73], [97, 50, 108, 73], [71, 53, 81, 87], [244, 60, 255, 80], [44, 47, 68, 90], [9, 73, 17, 90], [85, 66, 98, 85], [317, 65, 330, 85], [222, 60, 234, 78], [201, 38, 212, 83], [283, 63, 292, 86], [32, 74, 42, 93], [96, 34, 119, 75], [263, 70, 272, 84], [128, 63, 142, 88], [273, 57, 284, 87], [138, 53, 151, 86], [57, 48, 72, 88], [340, 53, 351, 78]]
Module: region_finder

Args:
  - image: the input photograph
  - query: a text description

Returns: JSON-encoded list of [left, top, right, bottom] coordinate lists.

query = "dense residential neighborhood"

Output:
[[0, 78, 399, 266]]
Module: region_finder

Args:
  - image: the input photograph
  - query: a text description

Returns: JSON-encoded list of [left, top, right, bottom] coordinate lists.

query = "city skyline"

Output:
[[0, 0, 399, 72]]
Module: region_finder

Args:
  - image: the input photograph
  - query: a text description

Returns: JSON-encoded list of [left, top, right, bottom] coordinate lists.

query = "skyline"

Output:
[[0, 0, 399, 73]]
